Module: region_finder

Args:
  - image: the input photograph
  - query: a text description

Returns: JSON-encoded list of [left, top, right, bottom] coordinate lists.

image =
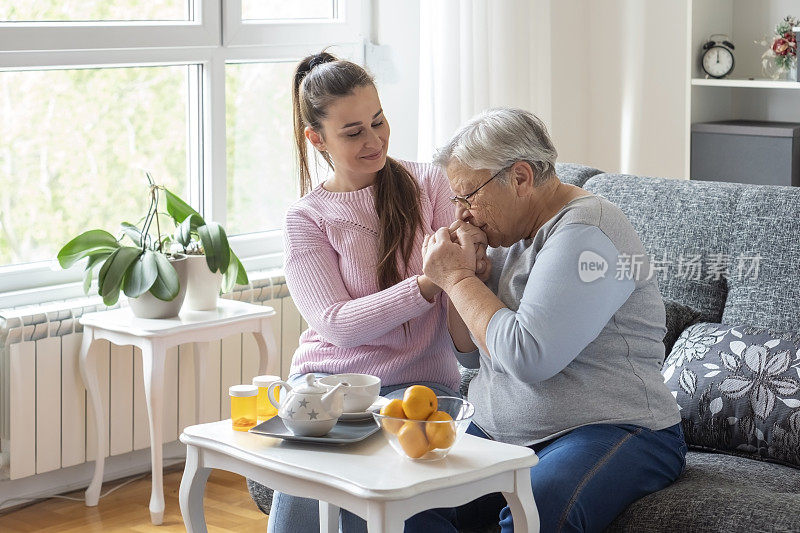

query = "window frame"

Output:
[[0, 0, 366, 309]]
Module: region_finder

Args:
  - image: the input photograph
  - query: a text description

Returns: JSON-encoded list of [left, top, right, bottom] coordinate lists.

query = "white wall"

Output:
[[368, 0, 421, 161], [550, 0, 590, 166], [373, 0, 690, 179], [564, 0, 688, 177]]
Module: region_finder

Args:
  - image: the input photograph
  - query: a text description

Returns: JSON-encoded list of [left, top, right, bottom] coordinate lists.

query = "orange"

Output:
[[397, 421, 429, 459], [379, 399, 407, 434], [425, 411, 456, 449], [402, 385, 438, 420]]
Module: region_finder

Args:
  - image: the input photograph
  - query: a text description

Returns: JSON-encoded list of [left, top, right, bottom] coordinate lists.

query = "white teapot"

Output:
[[267, 374, 348, 436]]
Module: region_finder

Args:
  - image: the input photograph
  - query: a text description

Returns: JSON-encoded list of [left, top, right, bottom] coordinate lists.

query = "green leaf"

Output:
[[97, 247, 142, 306], [198, 222, 230, 274], [164, 188, 203, 225], [222, 253, 248, 293], [120, 222, 144, 248], [82, 251, 113, 295], [57, 230, 119, 269], [175, 218, 191, 247], [149, 253, 180, 301], [83, 266, 94, 294], [175, 213, 203, 247], [235, 257, 248, 286], [85, 251, 112, 271], [123, 250, 159, 298]]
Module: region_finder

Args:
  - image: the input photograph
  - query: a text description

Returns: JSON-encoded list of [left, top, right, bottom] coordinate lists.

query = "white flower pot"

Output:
[[184, 254, 223, 311], [128, 254, 188, 319]]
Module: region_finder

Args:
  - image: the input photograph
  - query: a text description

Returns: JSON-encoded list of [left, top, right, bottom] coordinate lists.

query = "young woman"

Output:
[[260, 51, 464, 533]]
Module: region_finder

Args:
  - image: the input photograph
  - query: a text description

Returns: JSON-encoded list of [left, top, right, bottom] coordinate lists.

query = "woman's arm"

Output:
[[285, 209, 436, 348], [423, 227, 502, 353], [448, 298, 477, 353], [426, 224, 636, 383]]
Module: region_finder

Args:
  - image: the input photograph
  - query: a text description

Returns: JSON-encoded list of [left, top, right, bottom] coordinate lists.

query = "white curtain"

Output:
[[417, 0, 552, 161]]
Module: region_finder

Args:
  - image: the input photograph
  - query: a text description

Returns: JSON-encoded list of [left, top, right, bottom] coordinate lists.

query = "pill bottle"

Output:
[[252, 375, 282, 422], [229, 384, 258, 431]]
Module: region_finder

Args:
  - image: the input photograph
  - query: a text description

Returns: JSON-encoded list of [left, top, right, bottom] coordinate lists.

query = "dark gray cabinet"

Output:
[[691, 120, 800, 187]]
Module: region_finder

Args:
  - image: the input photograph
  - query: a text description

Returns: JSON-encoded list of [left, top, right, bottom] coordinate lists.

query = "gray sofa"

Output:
[[558, 165, 800, 532], [250, 163, 800, 532]]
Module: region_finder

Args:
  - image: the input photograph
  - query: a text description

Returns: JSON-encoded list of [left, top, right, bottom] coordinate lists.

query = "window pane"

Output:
[[226, 62, 298, 235], [242, 0, 334, 21], [0, 66, 189, 267], [0, 1, 188, 22]]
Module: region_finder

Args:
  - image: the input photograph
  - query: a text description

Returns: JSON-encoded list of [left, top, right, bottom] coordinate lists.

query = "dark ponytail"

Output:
[[291, 52, 422, 290]]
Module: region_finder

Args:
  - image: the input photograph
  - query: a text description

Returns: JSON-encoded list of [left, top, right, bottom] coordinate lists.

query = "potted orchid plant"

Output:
[[163, 188, 249, 310], [57, 173, 188, 318]]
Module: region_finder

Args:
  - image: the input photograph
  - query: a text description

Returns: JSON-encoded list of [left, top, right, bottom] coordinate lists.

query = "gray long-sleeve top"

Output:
[[461, 195, 680, 446]]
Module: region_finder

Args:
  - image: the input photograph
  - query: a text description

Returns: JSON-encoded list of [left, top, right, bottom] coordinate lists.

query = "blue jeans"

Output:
[[267, 373, 461, 533], [407, 421, 687, 533]]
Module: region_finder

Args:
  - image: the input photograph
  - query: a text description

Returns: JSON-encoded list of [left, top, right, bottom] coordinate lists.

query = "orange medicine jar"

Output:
[[229, 385, 258, 431], [252, 375, 281, 422]]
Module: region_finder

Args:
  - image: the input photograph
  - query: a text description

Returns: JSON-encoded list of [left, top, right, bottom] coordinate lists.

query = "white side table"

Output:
[[179, 420, 540, 533], [79, 299, 278, 525]]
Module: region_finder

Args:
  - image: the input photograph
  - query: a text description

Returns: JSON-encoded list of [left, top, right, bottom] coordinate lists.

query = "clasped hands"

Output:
[[422, 220, 490, 293]]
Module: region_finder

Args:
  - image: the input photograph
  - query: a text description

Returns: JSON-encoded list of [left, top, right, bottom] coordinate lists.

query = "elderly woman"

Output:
[[416, 108, 686, 533]]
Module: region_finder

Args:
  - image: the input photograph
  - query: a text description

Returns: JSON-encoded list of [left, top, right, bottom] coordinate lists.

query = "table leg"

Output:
[[141, 341, 167, 525], [253, 317, 278, 376], [78, 328, 105, 507], [179, 445, 211, 533], [366, 503, 404, 533], [192, 341, 210, 424], [319, 501, 339, 533], [502, 467, 539, 533]]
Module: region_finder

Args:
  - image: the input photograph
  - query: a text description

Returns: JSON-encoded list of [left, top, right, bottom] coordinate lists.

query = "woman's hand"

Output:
[[422, 227, 476, 292], [475, 244, 491, 282], [449, 220, 491, 282]]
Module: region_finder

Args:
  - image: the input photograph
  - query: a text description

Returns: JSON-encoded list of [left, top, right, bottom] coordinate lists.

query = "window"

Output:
[[0, 2, 189, 22], [225, 62, 297, 235], [0, 66, 189, 267], [242, 1, 334, 21], [0, 0, 365, 307]]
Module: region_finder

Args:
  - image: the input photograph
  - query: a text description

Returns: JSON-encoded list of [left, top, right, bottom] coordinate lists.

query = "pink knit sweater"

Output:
[[283, 160, 460, 391]]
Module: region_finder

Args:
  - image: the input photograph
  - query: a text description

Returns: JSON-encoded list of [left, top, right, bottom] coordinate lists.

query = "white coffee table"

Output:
[[179, 420, 540, 533], [79, 299, 277, 525]]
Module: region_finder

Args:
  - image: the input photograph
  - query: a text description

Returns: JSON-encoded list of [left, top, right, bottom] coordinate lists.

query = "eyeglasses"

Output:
[[449, 166, 509, 210]]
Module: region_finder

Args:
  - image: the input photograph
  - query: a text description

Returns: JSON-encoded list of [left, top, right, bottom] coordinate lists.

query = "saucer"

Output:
[[339, 396, 391, 421], [249, 417, 379, 444]]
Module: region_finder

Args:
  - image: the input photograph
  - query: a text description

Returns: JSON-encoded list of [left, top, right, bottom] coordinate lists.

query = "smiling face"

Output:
[[306, 84, 390, 185]]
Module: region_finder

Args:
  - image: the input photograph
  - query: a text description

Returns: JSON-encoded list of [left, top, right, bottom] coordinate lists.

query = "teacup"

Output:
[[318, 373, 381, 413]]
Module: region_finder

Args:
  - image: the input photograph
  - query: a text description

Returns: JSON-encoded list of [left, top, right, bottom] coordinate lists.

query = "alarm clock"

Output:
[[701, 34, 735, 79]]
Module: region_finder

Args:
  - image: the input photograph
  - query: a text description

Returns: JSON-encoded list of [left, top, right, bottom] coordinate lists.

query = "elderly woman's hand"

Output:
[[422, 227, 476, 292], [449, 221, 491, 282]]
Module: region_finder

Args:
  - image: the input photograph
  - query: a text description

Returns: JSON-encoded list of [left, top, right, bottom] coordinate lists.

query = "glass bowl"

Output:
[[371, 396, 474, 461]]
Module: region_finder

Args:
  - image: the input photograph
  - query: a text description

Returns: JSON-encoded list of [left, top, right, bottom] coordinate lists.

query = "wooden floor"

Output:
[[0, 465, 268, 532]]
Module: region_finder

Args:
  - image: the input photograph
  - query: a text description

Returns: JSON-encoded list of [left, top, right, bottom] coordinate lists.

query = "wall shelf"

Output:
[[685, 0, 800, 178], [691, 78, 800, 90]]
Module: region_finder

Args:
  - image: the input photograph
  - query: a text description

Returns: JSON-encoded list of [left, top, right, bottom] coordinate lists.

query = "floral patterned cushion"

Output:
[[663, 322, 800, 469]]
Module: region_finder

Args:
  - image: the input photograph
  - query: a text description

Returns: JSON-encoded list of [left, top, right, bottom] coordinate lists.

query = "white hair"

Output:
[[434, 108, 558, 185]]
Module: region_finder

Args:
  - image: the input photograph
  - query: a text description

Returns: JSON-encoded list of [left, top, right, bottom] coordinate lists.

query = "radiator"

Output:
[[0, 275, 305, 482]]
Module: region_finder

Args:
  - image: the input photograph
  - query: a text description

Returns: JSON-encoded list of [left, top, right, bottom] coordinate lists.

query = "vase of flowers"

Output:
[[758, 15, 798, 80]]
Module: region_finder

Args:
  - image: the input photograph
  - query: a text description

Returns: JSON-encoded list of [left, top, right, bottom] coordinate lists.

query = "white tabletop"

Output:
[[79, 299, 275, 337], [181, 420, 538, 502]]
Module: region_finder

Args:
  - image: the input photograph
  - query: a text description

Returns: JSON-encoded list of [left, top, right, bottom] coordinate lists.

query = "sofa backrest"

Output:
[[581, 173, 800, 331], [555, 162, 603, 187]]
